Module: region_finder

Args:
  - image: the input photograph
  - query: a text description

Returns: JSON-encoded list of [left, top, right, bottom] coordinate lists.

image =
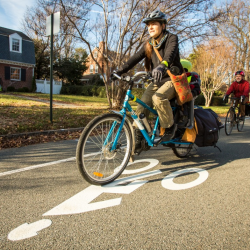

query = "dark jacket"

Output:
[[226, 80, 249, 98], [118, 31, 183, 83]]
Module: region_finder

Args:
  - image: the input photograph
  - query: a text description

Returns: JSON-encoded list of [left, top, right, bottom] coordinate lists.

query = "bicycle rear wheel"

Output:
[[172, 143, 193, 158], [225, 108, 234, 135], [76, 113, 132, 185], [237, 114, 245, 132]]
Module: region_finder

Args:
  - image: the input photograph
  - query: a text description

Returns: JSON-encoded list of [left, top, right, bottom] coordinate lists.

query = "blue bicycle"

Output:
[[76, 71, 195, 185]]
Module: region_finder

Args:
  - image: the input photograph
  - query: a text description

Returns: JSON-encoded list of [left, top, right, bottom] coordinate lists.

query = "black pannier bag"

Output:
[[245, 103, 250, 116], [194, 108, 224, 148]]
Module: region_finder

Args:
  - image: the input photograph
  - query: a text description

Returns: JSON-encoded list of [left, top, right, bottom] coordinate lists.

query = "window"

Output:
[[12, 39, 20, 51], [90, 65, 93, 73], [9, 33, 22, 53], [95, 64, 98, 73], [94, 51, 98, 58], [10, 68, 21, 80]]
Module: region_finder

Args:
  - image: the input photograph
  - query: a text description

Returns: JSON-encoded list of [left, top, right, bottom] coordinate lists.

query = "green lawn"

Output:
[[0, 93, 228, 135]]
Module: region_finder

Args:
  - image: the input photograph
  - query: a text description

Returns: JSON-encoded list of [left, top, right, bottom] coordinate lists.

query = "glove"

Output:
[[152, 64, 166, 86], [240, 95, 245, 102], [110, 70, 122, 81], [223, 94, 229, 103]]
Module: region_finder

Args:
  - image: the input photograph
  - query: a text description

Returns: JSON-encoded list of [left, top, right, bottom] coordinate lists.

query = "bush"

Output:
[[60, 85, 145, 99], [131, 88, 145, 99], [60, 85, 94, 96], [211, 96, 225, 106], [96, 86, 107, 98], [213, 90, 223, 96], [81, 86, 93, 96], [7, 86, 16, 92], [17, 87, 30, 92], [89, 75, 105, 86], [32, 76, 37, 92], [194, 94, 205, 106]]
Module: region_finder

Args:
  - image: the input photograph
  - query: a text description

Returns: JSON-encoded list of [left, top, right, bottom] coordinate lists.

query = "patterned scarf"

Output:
[[149, 31, 168, 49]]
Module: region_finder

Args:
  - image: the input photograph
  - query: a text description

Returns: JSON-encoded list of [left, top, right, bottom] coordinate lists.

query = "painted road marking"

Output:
[[44, 169, 161, 216], [161, 168, 209, 190], [7, 160, 210, 241], [0, 157, 76, 177], [0, 150, 102, 177], [123, 159, 159, 174], [8, 219, 52, 241]]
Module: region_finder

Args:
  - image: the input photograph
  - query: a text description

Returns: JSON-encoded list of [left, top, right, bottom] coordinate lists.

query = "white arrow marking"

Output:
[[8, 219, 52, 241], [44, 169, 161, 216]]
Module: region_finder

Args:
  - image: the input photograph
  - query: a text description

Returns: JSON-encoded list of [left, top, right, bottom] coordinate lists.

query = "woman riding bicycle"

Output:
[[224, 71, 249, 119], [111, 10, 183, 153]]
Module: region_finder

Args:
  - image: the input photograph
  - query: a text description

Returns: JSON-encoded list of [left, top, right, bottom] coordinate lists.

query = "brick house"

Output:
[[83, 41, 145, 87], [0, 27, 35, 91], [83, 41, 113, 83]]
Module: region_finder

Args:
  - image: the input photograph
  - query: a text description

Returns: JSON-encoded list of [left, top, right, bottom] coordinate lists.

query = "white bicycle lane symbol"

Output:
[[8, 159, 208, 241]]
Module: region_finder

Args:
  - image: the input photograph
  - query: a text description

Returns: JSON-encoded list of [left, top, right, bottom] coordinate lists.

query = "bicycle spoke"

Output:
[[76, 114, 132, 185]]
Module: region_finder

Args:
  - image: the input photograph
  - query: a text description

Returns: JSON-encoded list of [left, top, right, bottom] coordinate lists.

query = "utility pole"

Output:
[[46, 12, 60, 124]]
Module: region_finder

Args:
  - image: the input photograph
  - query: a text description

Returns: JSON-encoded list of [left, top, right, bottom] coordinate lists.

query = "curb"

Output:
[[0, 127, 85, 139]]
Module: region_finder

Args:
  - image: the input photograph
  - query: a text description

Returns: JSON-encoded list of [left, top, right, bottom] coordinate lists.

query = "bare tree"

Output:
[[50, 0, 219, 108], [215, 0, 250, 81], [23, 0, 220, 107], [22, 0, 82, 79], [191, 38, 234, 106]]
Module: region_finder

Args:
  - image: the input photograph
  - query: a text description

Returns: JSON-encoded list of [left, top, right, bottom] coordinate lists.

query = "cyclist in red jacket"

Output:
[[224, 71, 249, 119]]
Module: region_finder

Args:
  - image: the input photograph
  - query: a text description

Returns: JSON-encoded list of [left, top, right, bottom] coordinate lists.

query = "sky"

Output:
[[0, 0, 37, 31]]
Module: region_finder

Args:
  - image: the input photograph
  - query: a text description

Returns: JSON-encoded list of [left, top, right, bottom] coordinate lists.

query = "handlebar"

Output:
[[113, 71, 154, 82], [228, 96, 245, 103]]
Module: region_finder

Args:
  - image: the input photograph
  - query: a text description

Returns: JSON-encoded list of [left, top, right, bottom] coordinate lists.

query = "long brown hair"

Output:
[[145, 41, 153, 71]]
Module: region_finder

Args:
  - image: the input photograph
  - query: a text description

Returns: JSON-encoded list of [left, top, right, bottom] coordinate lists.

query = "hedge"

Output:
[[60, 85, 226, 106], [194, 94, 225, 106], [60, 85, 145, 98]]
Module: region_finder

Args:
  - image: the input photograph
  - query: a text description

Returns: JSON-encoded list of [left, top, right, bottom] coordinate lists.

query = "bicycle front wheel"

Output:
[[237, 115, 245, 132], [225, 108, 234, 135], [172, 143, 193, 158], [76, 113, 132, 185]]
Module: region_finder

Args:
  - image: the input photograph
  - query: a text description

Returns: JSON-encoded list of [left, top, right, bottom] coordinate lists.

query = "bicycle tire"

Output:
[[76, 113, 132, 185], [237, 114, 245, 132], [225, 108, 234, 135], [172, 143, 193, 158]]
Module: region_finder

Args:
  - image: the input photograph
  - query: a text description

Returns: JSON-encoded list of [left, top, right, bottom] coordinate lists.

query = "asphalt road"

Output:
[[1, 120, 250, 249]]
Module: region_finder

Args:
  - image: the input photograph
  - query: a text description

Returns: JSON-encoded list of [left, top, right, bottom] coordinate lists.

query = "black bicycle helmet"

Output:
[[143, 10, 167, 24]]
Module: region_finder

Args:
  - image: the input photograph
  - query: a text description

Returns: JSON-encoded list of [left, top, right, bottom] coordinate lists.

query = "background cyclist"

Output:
[[224, 71, 249, 119]]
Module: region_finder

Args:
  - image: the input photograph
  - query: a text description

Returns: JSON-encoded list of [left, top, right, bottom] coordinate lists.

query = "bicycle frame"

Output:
[[229, 97, 242, 121], [109, 80, 192, 152]]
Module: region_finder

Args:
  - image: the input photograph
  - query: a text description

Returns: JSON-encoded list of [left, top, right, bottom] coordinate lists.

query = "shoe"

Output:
[[239, 116, 245, 121], [134, 129, 143, 153], [161, 123, 177, 141]]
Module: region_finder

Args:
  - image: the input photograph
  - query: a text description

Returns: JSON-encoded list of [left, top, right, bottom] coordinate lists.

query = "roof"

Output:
[[0, 27, 35, 65], [0, 27, 32, 41]]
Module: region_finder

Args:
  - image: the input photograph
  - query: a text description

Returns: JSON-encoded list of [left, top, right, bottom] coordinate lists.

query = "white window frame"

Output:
[[9, 33, 22, 53], [90, 65, 93, 74], [94, 51, 98, 58], [10, 67, 21, 81], [95, 64, 98, 73]]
